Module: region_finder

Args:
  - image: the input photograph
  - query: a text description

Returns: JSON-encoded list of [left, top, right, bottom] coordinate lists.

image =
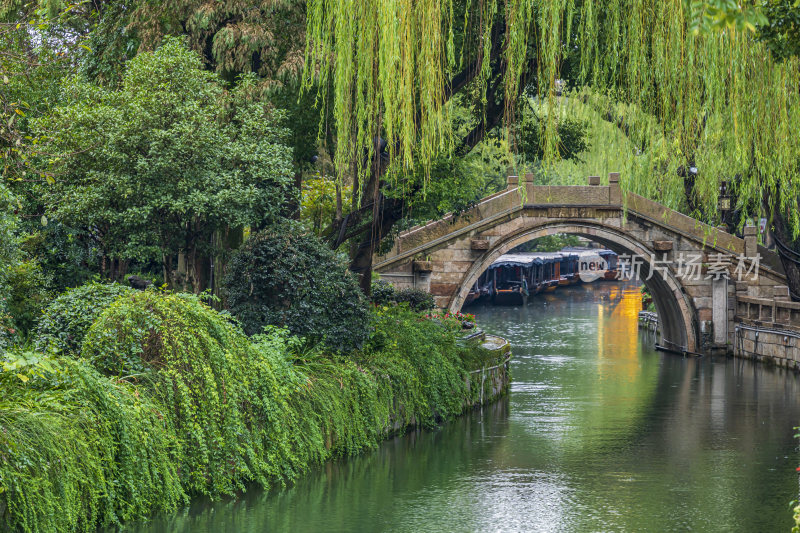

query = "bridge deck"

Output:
[[376, 182, 780, 277]]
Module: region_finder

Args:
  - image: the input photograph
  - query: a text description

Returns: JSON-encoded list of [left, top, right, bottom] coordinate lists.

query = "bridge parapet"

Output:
[[375, 174, 790, 356], [624, 192, 745, 254], [735, 294, 800, 366], [376, 182, 753, 271]]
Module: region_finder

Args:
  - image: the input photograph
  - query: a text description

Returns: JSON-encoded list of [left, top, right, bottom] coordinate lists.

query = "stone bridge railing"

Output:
[[375, 173, 760, 270], [734, 292, 800, 367], [375, 173, 793, 357]]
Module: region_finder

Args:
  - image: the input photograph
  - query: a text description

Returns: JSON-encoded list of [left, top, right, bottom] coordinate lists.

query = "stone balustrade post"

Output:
[[744, 225, 758, 258], [609, 172, 621, 205]]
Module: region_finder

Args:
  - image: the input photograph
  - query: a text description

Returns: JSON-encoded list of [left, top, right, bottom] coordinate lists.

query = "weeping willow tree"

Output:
[[303, 0, 800, 297]]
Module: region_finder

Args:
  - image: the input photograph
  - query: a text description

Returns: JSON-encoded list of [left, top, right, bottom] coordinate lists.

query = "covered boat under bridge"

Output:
[[466, 248, 619, 306]]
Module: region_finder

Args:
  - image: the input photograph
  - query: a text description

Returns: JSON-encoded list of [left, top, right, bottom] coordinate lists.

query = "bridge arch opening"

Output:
[[450, 222, 698, 353]]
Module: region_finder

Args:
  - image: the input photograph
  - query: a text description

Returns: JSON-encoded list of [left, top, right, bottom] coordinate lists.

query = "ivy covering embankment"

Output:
[[0, 291, 507, 532]]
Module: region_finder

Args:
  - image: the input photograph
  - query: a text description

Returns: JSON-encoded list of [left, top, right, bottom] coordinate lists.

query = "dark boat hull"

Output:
[[602, 270, 619, 281], [492, 289, 528, 306]]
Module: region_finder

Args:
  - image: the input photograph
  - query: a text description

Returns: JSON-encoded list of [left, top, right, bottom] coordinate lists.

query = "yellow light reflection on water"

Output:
[[573, 282, 657, 450], [597, 283, 643, 379]]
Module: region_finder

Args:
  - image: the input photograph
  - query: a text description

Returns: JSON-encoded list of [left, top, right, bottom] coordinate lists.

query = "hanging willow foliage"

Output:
[[304, 0, 458, 189], [303, 0, 800, 234]]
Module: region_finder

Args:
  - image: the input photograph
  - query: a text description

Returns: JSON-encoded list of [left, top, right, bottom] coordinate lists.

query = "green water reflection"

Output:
[[126, 282, 800, 532]]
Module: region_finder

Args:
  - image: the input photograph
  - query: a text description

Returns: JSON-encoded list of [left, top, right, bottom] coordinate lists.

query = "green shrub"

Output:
[[223, 225, 369, 352], [370, 281, 435, 311], [3, 260, 52, 343], [1, 291, 501, 531], [0, 352, 183, 532], [370, 280, 397, 305], [394, 288, 436, 311], [80, 291, 303, 496], [35, 281, 136, 354]]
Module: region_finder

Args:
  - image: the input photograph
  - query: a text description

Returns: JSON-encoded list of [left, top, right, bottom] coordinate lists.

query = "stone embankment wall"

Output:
[[465, 335, 511, 407], [734, 295, 800, 368]]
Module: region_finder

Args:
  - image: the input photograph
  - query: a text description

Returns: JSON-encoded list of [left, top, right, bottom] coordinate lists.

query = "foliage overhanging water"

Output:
[[126, 282, 800, 532]]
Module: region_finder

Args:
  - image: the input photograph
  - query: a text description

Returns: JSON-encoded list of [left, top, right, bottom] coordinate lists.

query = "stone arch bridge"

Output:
[[374, 173, 791, 355]]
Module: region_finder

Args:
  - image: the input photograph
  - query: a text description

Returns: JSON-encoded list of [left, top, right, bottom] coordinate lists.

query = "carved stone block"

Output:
[[470, 239, 490, 250], [412, 260, 433, 273]]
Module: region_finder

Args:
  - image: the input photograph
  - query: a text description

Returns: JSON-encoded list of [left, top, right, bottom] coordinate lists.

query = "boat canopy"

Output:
[[488, 252, 565, 269], [562, 246, 617, 257]]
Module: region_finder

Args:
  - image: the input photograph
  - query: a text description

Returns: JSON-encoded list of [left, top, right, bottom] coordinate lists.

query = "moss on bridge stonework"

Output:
[[0, 293, 510, 533]]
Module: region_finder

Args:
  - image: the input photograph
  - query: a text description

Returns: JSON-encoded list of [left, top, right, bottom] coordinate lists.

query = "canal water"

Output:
[[129, 282, 800, 532]]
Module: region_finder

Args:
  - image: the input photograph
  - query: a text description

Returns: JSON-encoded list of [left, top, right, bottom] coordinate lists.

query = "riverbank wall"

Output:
[[733, 295, 800, 369], [464, 334, 511, 407], [640, 295, 800, 366]]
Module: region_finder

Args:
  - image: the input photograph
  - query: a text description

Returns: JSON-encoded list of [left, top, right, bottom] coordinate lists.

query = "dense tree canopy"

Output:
[[304, 0, 799, 220], [2, 0, 800, 312], [35, 38, 294, 290], [301, 0, 800, 294]]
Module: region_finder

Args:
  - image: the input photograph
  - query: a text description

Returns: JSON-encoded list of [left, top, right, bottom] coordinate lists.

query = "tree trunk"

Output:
[[162, 253, 173, 288], [118, 259, 129, 281], [286, 171, 302, 220], [185, 222, 212, 294], [350, 195, 405, 295]]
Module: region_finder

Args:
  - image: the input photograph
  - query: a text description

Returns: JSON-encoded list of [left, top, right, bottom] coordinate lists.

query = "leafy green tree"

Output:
[[35, 38, 294, 291], [0, 183, 20, 351], [0, 182, 53, 348], [223, 224, 369, 352], [759, 0, 800, 60], [0, 3, 116, 297], [127, 0, 306, 83], [90, 0, 320, 168], [1, 2, 76, 182]]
